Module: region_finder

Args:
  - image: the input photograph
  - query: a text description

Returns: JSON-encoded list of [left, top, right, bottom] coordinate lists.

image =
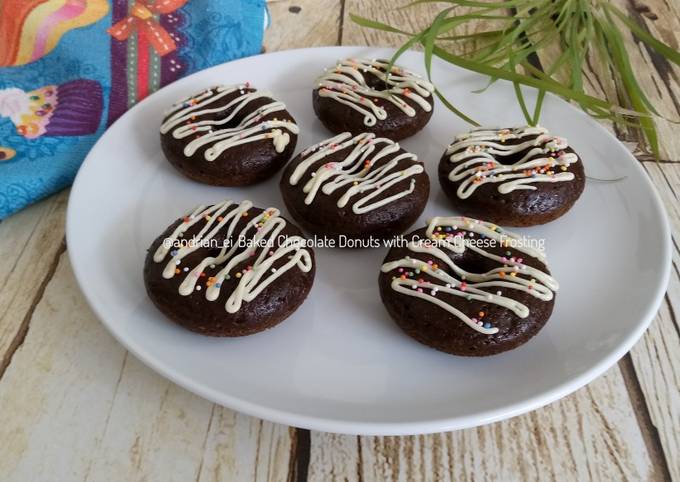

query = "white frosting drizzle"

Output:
[[160, 85, 299, 160], [445, 126, 579, 199], [153, 199, 313, 314], [288, 132, 424, 214], [380, 216, 558, 335], [316, 58, 435, 126]]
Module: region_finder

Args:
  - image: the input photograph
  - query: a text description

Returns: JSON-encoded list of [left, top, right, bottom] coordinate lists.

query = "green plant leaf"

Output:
[[434, 88, 480, 126], [424, 8, 456, 79], [532, 89, 546, 125], [430, 44, 613, 109], [349, 14, 408, 35]]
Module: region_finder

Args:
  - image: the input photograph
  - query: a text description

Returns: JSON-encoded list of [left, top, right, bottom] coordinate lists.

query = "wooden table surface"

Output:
[[1, 1, 679, 481]]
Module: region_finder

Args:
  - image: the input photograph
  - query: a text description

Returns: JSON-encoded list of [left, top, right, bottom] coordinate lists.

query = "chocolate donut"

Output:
[[280, 132, 430, 244], [379, 216, 558, 356], [313, 58, 435, 141], [438, 126, 586, 226], [160, 84, 299, 186], [144, 199, 315, 336]]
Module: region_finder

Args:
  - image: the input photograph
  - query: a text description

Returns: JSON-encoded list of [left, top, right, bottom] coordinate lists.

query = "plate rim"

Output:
[[66, 45, 672, 435]]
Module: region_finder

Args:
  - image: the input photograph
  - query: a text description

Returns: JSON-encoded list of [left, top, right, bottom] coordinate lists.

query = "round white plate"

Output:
[[67, 46, 671, 435]]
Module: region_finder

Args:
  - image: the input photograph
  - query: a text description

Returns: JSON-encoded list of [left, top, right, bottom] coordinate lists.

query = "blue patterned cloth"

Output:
[[0, 0, 266, 219]]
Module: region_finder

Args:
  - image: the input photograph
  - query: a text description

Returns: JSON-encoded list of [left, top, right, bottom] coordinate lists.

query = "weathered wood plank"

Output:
[[85, 353, 215, 482], [0, 254, 296, 482], [307, 433, 360, 482], [308, 366, 662, 482], [632, 161, 680, 481], [0, 254, 127, 481], [0, 190, 68, 377], [341, 1, 443, 49], [197, 410, 293, 482], [264, 0, 343, 50]]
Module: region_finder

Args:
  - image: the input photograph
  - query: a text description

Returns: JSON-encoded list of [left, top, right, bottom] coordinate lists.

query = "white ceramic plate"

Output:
[[67, 47, 671, 435]]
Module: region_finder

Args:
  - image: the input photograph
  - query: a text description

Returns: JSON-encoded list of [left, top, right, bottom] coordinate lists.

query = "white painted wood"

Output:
[[0, 254, 127, 482], [0, 190, 68, 373], [633, 162, 680, 481], [85, 354, 214, 482], [309, 367, 659, 481], [308, 433, 360, 482], [197, 409, 293, 482], [0, 255, 296, 482], [264, 0, 342, 51]]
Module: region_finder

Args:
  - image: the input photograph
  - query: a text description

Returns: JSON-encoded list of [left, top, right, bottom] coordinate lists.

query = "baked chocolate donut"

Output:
[[160, 84, 299, 186], [313, 58, 435, 141], [144, 199, 315, 336], [280, 132, 430, 244], [379, 216, 558, 356], [438, 126, 585, 227]]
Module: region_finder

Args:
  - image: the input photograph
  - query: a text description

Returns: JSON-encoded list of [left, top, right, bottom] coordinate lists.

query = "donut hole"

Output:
[[213, 109, 244, 128], [451, 252, 498, 274], [212, 94, 259, 127], [364, 73, 390, 92], [490, 135, 547, 166], [494, 148, 529, 166]]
